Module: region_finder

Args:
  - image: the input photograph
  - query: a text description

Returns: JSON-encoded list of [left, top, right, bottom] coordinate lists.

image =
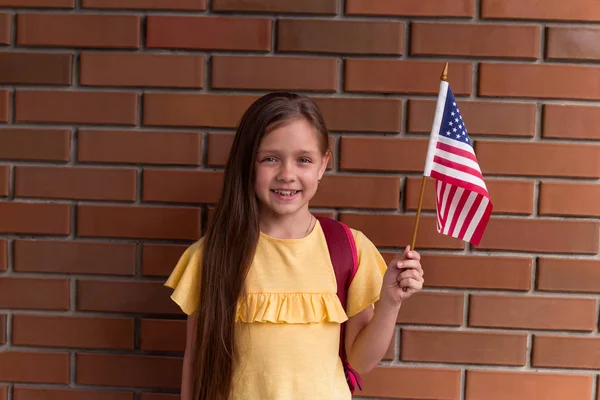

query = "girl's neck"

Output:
[[259, 208, 315, 240]]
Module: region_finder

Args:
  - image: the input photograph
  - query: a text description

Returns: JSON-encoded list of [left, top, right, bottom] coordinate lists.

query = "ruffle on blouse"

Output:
[[235, 292, 348, 324]]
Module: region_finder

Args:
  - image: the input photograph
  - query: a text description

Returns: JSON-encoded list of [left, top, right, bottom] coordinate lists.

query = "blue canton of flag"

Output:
[[441, 90, 471, 147]]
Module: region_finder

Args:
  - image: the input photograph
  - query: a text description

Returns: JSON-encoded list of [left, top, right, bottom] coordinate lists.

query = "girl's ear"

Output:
[[318, 150, 332, 180]]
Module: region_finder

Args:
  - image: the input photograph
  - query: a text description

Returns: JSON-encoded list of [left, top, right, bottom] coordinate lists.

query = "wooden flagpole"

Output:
[[410, 62, 449, 250]]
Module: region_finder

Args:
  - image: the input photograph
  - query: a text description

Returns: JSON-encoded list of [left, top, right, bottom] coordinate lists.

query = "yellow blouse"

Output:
[[165, 220, 388, 400]]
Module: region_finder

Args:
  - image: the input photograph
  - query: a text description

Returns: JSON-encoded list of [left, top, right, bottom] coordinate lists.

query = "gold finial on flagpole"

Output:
[[410, 62, 449, 251]]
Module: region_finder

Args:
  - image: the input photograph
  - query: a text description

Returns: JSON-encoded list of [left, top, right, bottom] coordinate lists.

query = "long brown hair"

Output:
[[193, 92, 329, 400]]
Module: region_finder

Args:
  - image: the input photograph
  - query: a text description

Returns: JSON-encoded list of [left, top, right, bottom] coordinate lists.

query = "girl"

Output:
[[165, 92, 424, 400]]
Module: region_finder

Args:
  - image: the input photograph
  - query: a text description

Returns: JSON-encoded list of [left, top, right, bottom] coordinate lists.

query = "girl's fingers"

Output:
[[398, 278, 423, 290], [397, 268, 422, 281], [396, 260, 424, 277]]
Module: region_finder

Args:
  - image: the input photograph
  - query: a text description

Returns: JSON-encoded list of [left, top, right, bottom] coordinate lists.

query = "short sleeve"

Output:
[[164, 238, 204, 316], [345, 230, 388, 318]]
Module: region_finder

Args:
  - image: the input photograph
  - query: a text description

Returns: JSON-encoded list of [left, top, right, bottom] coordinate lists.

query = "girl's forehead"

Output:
[[259, 119, 321, 149]]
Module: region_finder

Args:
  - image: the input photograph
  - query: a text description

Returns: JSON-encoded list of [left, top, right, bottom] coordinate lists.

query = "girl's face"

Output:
[[254, 118, 329, 219]]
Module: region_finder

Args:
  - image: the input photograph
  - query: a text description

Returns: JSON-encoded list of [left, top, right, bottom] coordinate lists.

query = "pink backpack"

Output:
[[316, 216, 363, 394], [180, 216, 363, 399]]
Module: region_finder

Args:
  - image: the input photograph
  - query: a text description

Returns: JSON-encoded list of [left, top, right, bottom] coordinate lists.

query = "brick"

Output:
[[14, 240, 136, 275], [482, 0, 600, 22], [146, 15, 271, 51], [397, 292, 464, 326], [340, 213, 464, 249], [539, 181, 599, 217], [402, 329, 527, 365], [0, 90, 8, 122], [278, 19, 403, 55], [16, 90, 138, 125], [78, 129, 201, 166], [543, 104, 600, 140], [15, 166, 137, 201], [412, 22, 539, 59], [479, 63, 600, 100], [0, 239, 6, 271], [18, 13, 140, 48], [80, 53, 204, 88], [140, 319, 186, 352], [408, 99, 536, 137], [13, 387, 134, 400], [0, 14, 9, 45], [312, 175, 400, 209], [0, 52, 72, 85], [213, 0, 336, 14], [0, 314, 5, 344], [77, 205, 201, 241], [469, 294, 597, 331], [76, 354, 181, 389], [476, 218, 599, 254], [0, 277, 69, 310], [77, 280, 182, 315], [476, 141, 600, 178], [143, 169, 223, 204], [0, 352, 69, 384], [83, 0, 205, 10], [206, 133, 233, 166], [13, 315, 134, 350], [0, 166, 8, 196], [347, 0, 474, 17], [407, 253, 532, 291], [547, 27, 600, 61], [315, 97, 402, 133], [144, 93, 256, 128], [537, 258, 600, 294], [0, 0, 72, 5], [465, 370, 593, 400], [212, 56, 338, 92], [340, 137, 427, 172], [140, 394, 177, 400], [0, 128, 70, 162], [142, 244, 188, 277], [360, 366, 461, 399], [405, 177, 534, 215], [533, 335, 600, 369], [0, 202, 70, 235], [346, 60, 472, 95]]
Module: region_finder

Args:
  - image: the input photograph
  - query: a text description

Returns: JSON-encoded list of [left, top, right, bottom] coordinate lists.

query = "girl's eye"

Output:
[[262, 157, 277, 163], [299, 157, 312, 163]]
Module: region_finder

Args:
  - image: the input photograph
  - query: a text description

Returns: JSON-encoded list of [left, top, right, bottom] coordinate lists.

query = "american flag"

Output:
[[423, 81, 492, 246]]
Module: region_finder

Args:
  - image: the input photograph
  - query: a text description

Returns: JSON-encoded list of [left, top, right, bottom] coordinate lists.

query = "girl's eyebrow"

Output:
[[258, 148, 318, 154]]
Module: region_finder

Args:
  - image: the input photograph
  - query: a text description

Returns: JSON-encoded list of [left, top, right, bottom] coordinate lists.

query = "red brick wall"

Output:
[[0, 1, 599, 399]]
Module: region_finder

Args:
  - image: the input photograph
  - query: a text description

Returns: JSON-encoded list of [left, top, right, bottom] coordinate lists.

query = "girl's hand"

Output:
[[380, 245, 424, 308]]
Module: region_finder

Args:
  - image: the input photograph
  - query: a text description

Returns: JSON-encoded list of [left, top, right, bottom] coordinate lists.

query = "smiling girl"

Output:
[[165, 92, 424, 400]]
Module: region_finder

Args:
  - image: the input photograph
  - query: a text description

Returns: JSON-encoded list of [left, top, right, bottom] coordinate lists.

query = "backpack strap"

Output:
[[316, 216, 363, 393]]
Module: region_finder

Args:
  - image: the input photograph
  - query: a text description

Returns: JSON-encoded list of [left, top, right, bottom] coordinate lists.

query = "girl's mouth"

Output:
[[271, 189, 301, 199]]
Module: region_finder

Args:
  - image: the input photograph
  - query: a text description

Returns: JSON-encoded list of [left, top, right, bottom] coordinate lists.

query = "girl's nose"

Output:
[[277, 163, 296, 182]]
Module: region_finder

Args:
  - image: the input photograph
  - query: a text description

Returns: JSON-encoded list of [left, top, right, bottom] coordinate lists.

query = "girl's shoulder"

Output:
[[164, 237, 205, 315]]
